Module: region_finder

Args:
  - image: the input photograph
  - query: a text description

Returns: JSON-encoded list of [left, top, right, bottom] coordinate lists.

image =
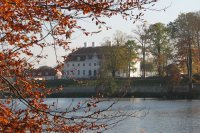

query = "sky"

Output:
[[39, 0, 200, 67]]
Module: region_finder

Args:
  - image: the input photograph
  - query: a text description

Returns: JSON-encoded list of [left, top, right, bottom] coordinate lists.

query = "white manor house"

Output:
[[63, 43, 141, 79]]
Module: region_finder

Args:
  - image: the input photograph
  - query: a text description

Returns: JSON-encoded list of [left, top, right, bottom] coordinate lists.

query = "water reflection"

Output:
[[3, 98, 200, 133], [108, 99, 200, 133]]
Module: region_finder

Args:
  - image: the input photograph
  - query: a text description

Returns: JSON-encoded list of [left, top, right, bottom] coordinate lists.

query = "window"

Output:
[[83, 63, 85, 66], [67, 64, 69, 67], [89, 63, 91, 66], [78, 63, 80, 66], [77, 57, 80, 61], [94, 63, 96, 66], [83, 70, 85, 75], [45, 72, 48, 76], [98, 62, 101, 66], [89, 70, 92, 76], [72, 64, 74, 66], [94, 70, 96, 76], [67, 71, 69, 75], [78, 70, 80, 75]]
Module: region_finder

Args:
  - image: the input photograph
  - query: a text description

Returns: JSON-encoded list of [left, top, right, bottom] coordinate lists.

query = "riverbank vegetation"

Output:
[[43, 76, 200, 99]]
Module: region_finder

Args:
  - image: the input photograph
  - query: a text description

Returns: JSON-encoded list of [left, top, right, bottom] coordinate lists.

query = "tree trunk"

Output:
[[142, 39, 146, 79], [142, 45, 146, 79], [128, 62, 130, 78], [196, 31, 200, 72], [157, 46, 162, 77], [112, 70, 116, 77], [188, 37, 193, 94]]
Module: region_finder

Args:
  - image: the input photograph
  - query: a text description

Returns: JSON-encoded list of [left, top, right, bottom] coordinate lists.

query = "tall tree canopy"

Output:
[[133, 23, 150, 78], [169, 12, 200, 75], [0, 0, 158, 132], [125, 40, 138, 77], [168, 12, 200, 92], [100, 31, 138, 78], [147, 22, 171, 76], [101, 43, 129, 78]]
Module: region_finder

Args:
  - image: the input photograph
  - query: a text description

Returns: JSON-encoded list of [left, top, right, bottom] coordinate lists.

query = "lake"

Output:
[[10, 98, 200, 133], [105, 99, 200, 133]]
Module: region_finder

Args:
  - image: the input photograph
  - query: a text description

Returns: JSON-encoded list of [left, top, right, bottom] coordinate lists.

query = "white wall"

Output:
[[33, 76, 55, 80], [131, 61, 141, 77], [64, 55, 101, 79]]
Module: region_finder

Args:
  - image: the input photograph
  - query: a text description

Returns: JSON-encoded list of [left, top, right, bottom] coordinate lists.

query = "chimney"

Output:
[[92, 42, 95, 47], [84, 42, 87, 48]]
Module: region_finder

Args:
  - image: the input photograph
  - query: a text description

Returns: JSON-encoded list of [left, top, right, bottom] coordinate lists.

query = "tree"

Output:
[[147, 22, 172, 77], [168, 12, 200, 92], [165, 64, 181, 93], [133, 23, 150, 78], [100, 32, 138, 78], [0, 0, 158, 132], [97, 38, 138, 96], [113, 30, 128, 46], [125, 40, 138, 77], [140, 61, 155, 75], [101, 44, 129, 78]]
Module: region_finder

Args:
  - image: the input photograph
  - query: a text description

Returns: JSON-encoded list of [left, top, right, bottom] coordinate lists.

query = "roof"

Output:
[[66, 46, 104, 61], [72, 47, 103, 55], [27, 66, 56, 77]]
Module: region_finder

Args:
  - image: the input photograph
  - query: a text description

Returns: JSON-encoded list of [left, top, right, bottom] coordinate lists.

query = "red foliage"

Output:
[[0, 0, 157, 132]]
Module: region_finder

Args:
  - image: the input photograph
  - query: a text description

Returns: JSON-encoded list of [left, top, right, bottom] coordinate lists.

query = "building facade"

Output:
[[63, 47, 102, 79], [29, 66, 57, 80], [63, 46, 141, 79]]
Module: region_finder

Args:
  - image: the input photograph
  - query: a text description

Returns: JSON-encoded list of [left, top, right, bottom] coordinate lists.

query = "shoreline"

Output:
[[47, 91, 200, 99]]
